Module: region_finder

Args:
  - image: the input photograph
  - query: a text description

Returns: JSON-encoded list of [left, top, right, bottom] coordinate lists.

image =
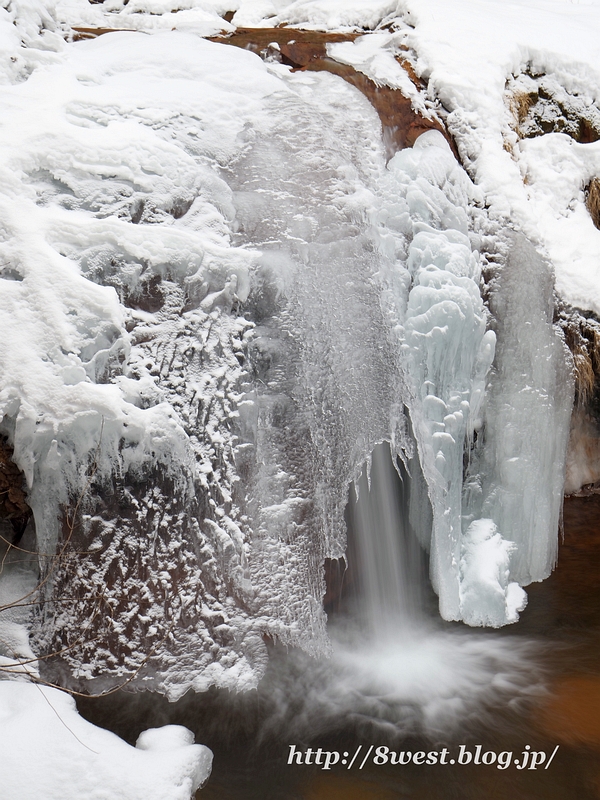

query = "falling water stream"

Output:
[[347, 444, 425, 634]]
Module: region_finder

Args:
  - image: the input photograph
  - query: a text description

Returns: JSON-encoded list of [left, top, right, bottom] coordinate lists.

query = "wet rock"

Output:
[[0, 437, 32, 544]]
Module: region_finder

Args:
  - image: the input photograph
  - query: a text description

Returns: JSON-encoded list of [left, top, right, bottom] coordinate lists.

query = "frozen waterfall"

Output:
[[0, 31, 574, 698]]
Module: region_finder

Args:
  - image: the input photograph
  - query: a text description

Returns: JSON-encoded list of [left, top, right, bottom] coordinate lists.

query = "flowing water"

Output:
[[346, 444, 426, 634]]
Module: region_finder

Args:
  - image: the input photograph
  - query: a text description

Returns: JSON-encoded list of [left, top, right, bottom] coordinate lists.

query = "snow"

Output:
[[54, 0, 233, 36], [232, 0, 397, 30], [326, 32, 426, 115], [0, 535, 40, 680], [0, 682, 212, 800], [460, 519, 527, 627]]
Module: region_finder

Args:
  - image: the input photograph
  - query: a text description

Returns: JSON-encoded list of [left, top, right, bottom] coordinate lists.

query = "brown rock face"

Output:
[[509, 72, 600, 144], [586, 177, 600, 230]]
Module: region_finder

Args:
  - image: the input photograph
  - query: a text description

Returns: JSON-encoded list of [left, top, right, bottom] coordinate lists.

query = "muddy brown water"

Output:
[[76, 494, 600, 800]]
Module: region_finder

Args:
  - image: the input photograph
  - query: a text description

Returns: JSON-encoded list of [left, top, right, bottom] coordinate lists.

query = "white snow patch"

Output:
[[459, 519, 527, 627], [0, 682, 212, 800]]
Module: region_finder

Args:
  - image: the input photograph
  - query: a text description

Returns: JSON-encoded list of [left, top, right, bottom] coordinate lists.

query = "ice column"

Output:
[[378, 134, 572, 627], [463, 234, 574, 598], [379, 132, 496, 622]]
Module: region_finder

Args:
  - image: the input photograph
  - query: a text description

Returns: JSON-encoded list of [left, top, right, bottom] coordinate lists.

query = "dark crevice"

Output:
[[0, 436, 32, 545]]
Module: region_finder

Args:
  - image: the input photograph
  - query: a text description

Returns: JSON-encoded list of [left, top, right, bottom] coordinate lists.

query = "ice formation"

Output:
[[0, 0, 585, 713]]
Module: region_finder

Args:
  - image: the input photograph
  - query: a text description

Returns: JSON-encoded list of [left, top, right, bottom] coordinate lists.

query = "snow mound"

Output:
[[460, 519, 527, 627], [0, 682, 212, 800]]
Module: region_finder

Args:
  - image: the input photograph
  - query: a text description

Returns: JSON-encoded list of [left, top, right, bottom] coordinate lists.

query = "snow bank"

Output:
[[0, 682, 212, 800], [54, 0, 233, 36], [232, 0, 396, 30]]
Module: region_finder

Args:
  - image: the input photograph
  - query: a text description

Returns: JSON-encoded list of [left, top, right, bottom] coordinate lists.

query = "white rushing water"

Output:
[[347, 442, 425, 635]]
